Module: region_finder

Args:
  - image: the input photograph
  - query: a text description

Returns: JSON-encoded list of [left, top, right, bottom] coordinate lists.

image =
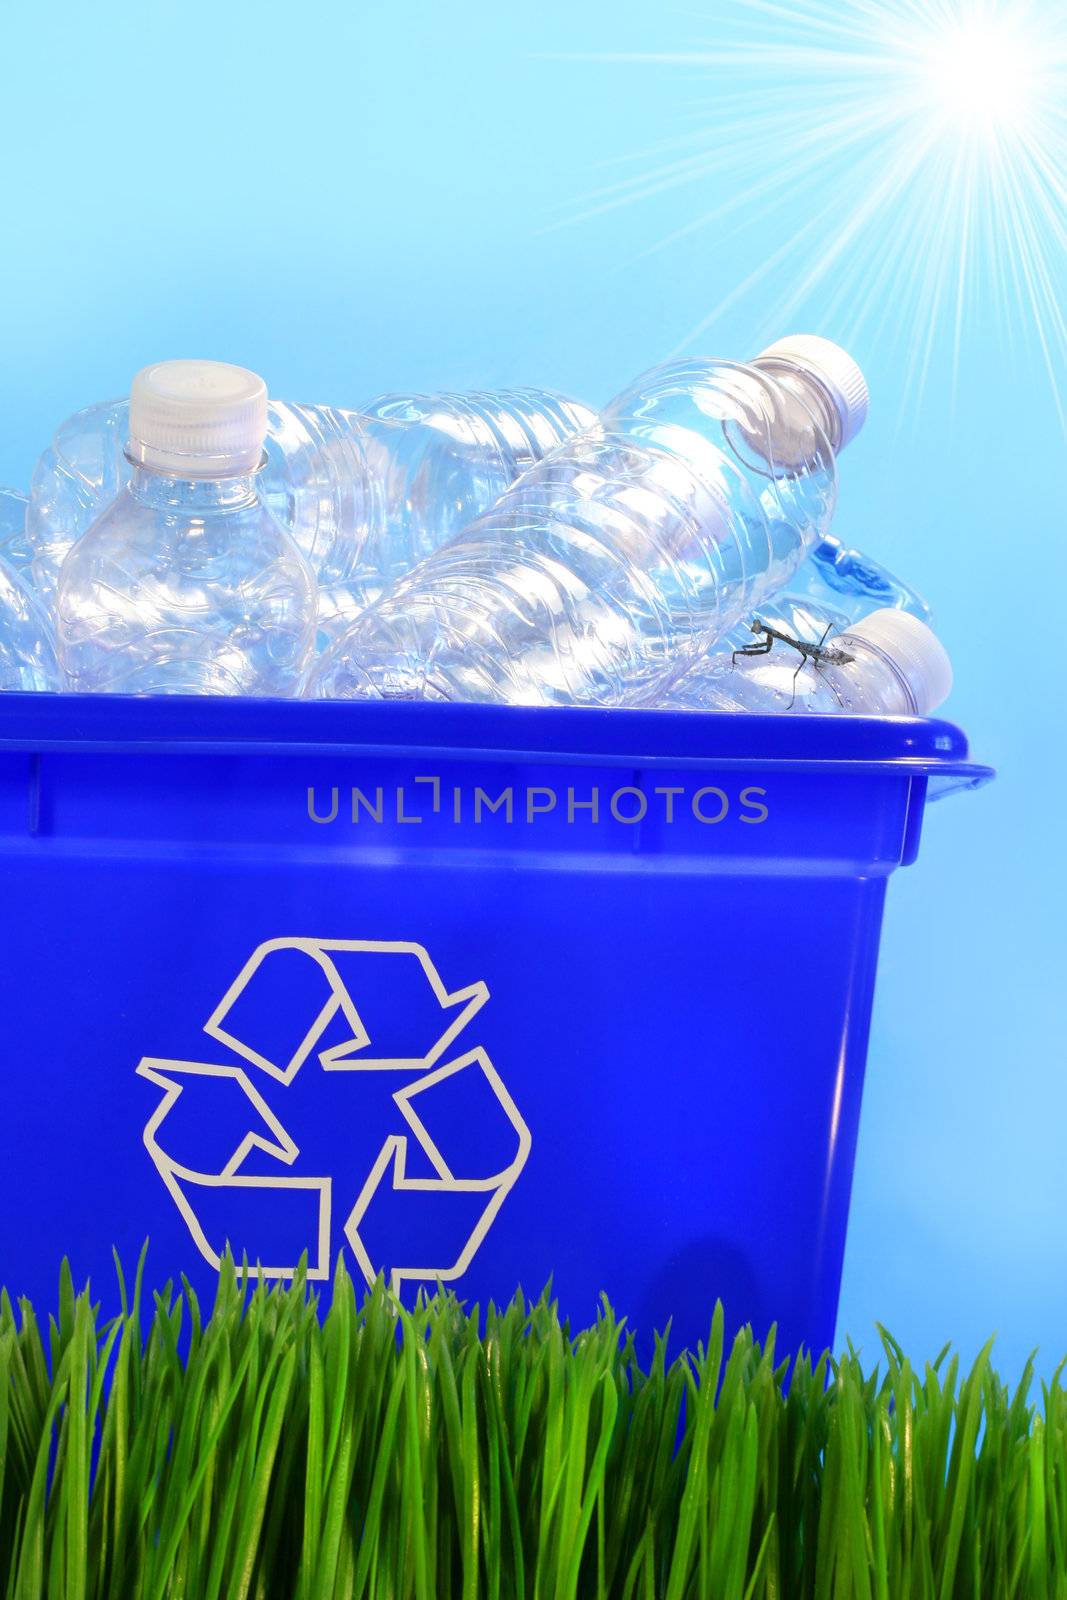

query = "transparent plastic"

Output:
[[788, 534, 932, 624], [662, 605, 948, 715], [27, 403, 131, 598], [716, 593, 853, 664], [706, 534, 930, 660], [56, 465, 316, 696], [660, 536, 933, 709], [311, 350, 853, 707], [27, 390, 595, 634], [353, 389, 596, 607], [0, 545, 58, 692], [0, 488, 34, 576]]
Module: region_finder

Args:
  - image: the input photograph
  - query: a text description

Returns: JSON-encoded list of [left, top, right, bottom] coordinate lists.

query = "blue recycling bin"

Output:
[[0, 694, 989, 1355]]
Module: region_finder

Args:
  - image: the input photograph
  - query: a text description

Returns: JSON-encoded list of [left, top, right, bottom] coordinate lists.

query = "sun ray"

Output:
[[549, 0, 1067, 424]]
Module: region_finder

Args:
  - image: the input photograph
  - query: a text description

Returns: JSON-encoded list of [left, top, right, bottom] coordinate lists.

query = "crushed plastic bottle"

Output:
[[0, 539, 58, 693], [0, 487, 34, 577], [56, 362, 316, 696], [708, 533, 931, 662], [659, 533, 933, 706], [789, 533, 932, 624], [26, 402, 130, 599], [1, 487, 35, 577], [310, 334, 869, 706], [27, 389, 595, 638], [661, 606, 952, 715]]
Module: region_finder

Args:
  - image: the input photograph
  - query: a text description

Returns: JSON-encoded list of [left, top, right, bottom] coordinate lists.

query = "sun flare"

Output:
[[559, 0, 1067, 423], [913, 14, 1038, 132]]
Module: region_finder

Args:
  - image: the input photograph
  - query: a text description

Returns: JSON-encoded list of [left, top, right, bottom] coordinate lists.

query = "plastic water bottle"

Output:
[[27, 402, 131, 599], [708, 533, 932, 662], [56, 362, 317, 696], [27, 390, 595, 627], [660, 533, 933, 706], [341, 389, 597, 613], [788, 533, 932, 624], [715, 592, 854, 663], [0, 488, 34, 576], [661, 607, 952, 715], [0, 546, 58, 693], [310, 335, 869, 707]]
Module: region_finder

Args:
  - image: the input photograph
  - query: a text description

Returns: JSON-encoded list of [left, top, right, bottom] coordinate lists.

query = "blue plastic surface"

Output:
[[0, 694, 990, 1354]]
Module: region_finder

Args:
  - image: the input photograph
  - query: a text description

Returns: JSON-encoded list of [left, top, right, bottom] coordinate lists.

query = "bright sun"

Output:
[[917, 17, 1037, 132], [566, 0, 1067, 423]]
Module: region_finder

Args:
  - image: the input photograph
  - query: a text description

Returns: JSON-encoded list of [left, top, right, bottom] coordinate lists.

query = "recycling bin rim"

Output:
[[0, 693, 992, 792]]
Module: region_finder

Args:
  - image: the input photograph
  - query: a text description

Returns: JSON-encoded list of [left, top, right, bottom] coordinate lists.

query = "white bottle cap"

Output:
[[755, 334, 869, 449], [841, 608, 953, 714], [128, 360, 268, 478]]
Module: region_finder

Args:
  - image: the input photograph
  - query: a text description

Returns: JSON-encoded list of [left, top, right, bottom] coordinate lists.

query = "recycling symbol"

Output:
[[136, 938, 531, 1291]]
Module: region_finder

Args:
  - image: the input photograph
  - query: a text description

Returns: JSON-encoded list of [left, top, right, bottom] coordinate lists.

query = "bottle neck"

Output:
[[750, 359, 843, 451], [127, 462, 259, 513], [834, 636, 919, 714]]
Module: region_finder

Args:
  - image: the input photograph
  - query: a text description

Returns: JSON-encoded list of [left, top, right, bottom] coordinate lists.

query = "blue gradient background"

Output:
[[1, 0, 1063, 1375]]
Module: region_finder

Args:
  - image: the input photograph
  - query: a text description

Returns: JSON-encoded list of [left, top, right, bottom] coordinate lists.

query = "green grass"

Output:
[[1, 1255, 1065, 1598]]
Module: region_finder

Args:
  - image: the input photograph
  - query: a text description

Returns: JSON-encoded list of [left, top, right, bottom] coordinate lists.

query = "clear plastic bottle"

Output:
[[0, 547, 58, 692], [788, 532, 932, 624], [347, 389, 596, 611], [662, 607, 952, 715], [664, 534, 933, 707], [27, 389, 595, 633], [27, 402, 130, 599], [0, 487, 34, 576], [310, 334, 869, 707], [709, 534, 932, 665], [715, 592, 854, 663], [56, 362, 317, 696]]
